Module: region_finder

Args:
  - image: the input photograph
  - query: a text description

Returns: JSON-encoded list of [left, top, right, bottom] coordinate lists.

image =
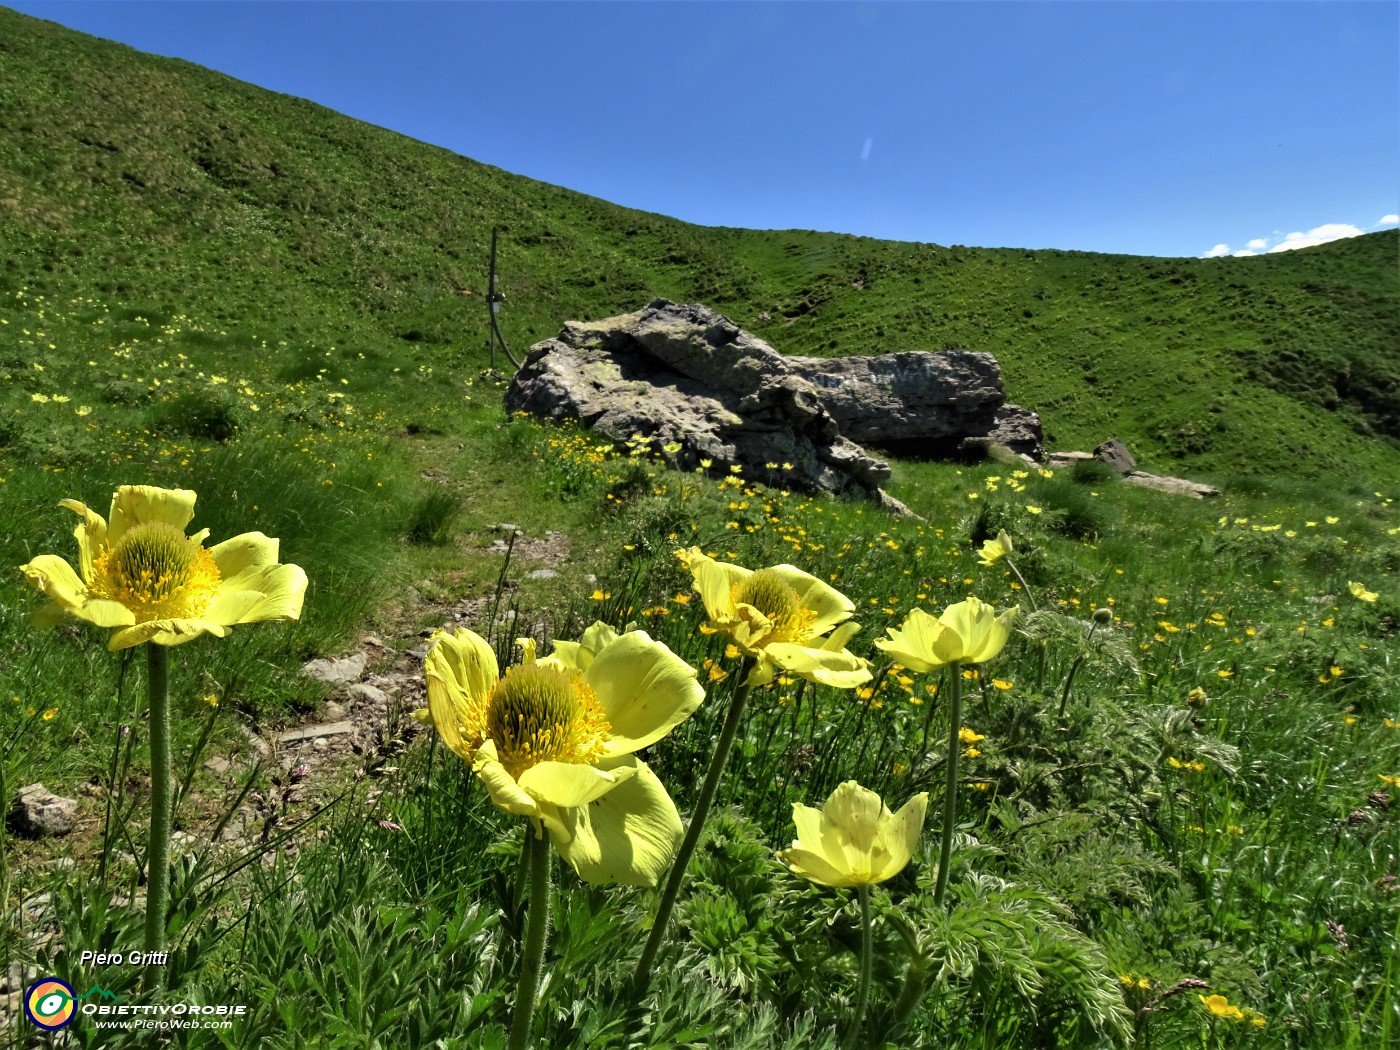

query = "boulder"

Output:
[[507, 299, 891, 497], [1094, 439, 1137, 473], [8, 783, 78, 838], [505, 299, 1041, 502]]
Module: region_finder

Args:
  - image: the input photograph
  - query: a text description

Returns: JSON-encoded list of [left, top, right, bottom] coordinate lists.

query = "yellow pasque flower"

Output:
[[675, 547, 871, 688], [875, 597, 1016, 671], [425, 622, 703, 886], [19, 485, 306, 650], [1348, 581, 1378, 602], [1198, 994, 1245, 1022], [976, 530, 1013, 566], [778, 780, 928, 887]]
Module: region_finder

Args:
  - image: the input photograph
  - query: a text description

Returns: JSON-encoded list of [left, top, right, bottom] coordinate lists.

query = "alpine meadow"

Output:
[[1, 8, 1397, 1050]]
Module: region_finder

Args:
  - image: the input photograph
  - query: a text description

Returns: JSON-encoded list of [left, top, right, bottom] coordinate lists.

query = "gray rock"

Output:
[[278, 720, 355, 744], [1094, 439, 1137, 473], [1123, 471, 1221, 499], [344, 682, 390, 707], [506, 299, 892, 499], [8, 783, 78, 838], [786, 350, 1003, 445], [301, 653, 368, 686], [528, 568, 559, 580], [1047, 451, 1095, 469]]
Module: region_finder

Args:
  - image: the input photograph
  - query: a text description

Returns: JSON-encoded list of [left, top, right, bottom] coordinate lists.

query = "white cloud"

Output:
[[1378, 214, 1399, 226], [1267, 223, 1365, 252], [1245, 237, 1270, 250], [1232, 249, 1258, 257], [1204, 243, 1231, 258]]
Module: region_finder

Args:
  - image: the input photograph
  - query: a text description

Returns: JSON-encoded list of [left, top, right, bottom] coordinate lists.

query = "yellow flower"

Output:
[[976, 530, 1013, 566], [676, 547, 871, 688], [1187, 686, 1209, 708], [42, 707, 59, 720], [1198, 994, 1245, 1022], [426, 622, 704, 886], [19, 486, 307, 650], [875, 597, 1016, 671], [959, 726, 985, 744], [778, 781, 928, 887], [1348, 581, 1378, 602], [1026, 505, 1042, 515]]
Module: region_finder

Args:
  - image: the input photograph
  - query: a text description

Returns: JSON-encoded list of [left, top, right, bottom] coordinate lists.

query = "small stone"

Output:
[[278, 721, 355, 744], [528, 568, 558, 579], [301, 653, 368, 686], [240, 725, 271, 758], [344, 683, 389, 707], [48, 857, 76, 872], [312, 738, 329, 750], [362, 635, 384, 648], [407, 646, 428, 661], [322, 701, 347, 722], [204, 756, 233, 775], [8, 783, 78, 838]]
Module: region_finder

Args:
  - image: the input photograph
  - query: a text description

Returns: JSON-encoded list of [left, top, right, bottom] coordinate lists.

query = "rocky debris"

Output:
[[301, 652, 368, 686], [1048, 439, 1219, 498], [8, 783, 78, 838], [1123, 472, 1220, 499], [277, 721, 356, 745], [1047, 450, 1095, 469]]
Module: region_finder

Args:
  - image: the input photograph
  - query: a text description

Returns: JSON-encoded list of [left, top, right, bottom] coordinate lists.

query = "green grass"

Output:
[[1, 8, 1398, 1048]]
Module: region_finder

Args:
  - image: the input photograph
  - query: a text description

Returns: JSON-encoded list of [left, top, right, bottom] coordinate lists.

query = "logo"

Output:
[[24, 978, 77, 1031]]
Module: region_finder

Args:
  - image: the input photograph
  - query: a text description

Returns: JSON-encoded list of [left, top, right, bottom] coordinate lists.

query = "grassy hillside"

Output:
[[1, 6, 1397, 484]]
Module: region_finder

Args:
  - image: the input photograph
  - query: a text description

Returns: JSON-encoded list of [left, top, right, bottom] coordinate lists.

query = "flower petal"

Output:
[[472, 740, 540, 819], [19, 555, 89, 612], [425, 629, 497, 761], [763, 641, 871, 688], [518, 760, 624, 808], [873, 791, 929, 882], [107, 486, 197, 545], [679, 547, 750, 623], [875, 607, 959, 671], [205, 563, 308, 625], [208, 531, 281, 585], [940, 598, 1015, 664], [777, 846, 860, 888], [763, 563, 856, 637], [59, 499, 106, 582], [545, 756, 682, 886], [587, 631, 704, 757], [107, 618, 227, 650]]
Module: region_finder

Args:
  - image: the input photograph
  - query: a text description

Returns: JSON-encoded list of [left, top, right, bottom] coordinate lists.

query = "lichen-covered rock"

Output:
[[505, 299, 1042, 504], [506, 299, 890, 497]]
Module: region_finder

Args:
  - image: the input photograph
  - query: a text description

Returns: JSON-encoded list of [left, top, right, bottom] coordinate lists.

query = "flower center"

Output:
[[91, 522, 222, 622], [732, 569, 817, 645], [486, 663, 610, 779]]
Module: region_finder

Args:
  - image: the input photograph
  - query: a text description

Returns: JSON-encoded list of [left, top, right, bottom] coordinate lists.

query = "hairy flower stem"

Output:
[[933, 663, 963, 909], [630, 655, 756, 1001], [843, 884, 874, 1050], [1057, 620, 1101, 722], [508, 826, 552, 1050], [143, 644, 171, 967], [1004, 556, 1038, 613]]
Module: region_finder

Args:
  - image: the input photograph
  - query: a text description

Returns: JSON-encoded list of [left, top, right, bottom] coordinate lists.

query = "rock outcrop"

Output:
[[505, 300, 1041, 503]]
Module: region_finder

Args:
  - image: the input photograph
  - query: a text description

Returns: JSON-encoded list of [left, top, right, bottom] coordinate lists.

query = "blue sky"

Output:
[[8, 1, 1398, 258]]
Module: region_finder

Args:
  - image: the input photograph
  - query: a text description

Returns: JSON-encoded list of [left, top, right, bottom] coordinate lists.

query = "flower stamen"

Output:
[[486, 663, 610, 779], [89, 522, 222, 622], [731, 569, 817, 645]]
